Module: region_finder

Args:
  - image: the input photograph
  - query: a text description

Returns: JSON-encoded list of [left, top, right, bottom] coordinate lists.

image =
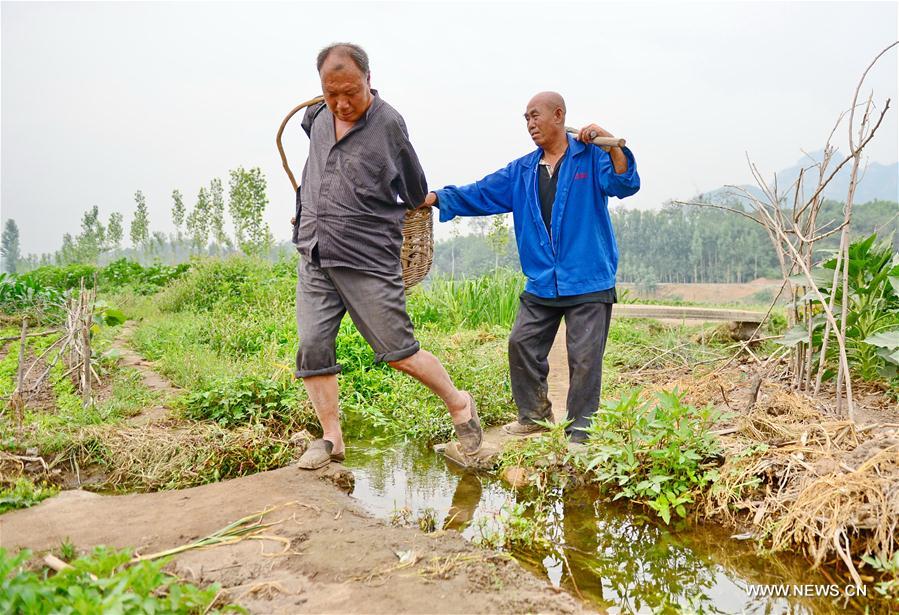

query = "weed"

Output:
[[862, 551, 899, 601], [58, 539, 77, 562], [0, 546, 242, 613], [179, 374, 314, 430], [0, 478, 58, 514], [581, 389, 725, 524]]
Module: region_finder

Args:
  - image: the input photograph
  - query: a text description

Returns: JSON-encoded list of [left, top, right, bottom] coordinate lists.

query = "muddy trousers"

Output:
[[508, 296, 613, 442]]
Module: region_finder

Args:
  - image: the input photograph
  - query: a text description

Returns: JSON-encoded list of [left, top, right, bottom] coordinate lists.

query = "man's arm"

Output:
[[421, 163, 516, 223], [389, 118, 428, 208], [577, 123, 640, 199]]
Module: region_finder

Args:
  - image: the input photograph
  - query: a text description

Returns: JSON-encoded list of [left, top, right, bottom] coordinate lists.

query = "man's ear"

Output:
[[367, 73, 372, 87], [554, 107, 565, 124]]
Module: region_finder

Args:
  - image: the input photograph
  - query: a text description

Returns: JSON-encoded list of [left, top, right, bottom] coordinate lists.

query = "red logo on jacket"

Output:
[[575, 172, 588, 180]]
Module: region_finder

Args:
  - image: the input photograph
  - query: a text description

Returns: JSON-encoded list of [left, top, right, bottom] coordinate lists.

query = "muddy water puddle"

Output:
[[345, 441, 883, 614]]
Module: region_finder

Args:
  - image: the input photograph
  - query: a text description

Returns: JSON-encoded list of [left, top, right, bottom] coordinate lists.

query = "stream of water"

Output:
[[344, 440, 884, 614]]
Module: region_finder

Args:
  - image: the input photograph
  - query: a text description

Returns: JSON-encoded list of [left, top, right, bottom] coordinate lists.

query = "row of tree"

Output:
[[3, 192, 893, 281], [1, 167, 272, 272], [427, 199, 896, 283]]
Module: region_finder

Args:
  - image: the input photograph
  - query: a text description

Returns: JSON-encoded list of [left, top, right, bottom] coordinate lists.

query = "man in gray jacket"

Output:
[[292, 43, 481, 469]]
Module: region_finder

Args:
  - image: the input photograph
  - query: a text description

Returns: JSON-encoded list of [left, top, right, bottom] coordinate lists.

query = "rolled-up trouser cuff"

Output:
[[376, 341, 420, 363], [294, 364, 343, 379]]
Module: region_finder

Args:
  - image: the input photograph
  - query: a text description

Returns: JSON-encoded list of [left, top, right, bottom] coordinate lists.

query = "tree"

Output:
[[228, 167, 272, 256], [207, 178, 231, 252], [1, 219, 21, 273], [130, 190, 151, 252], [57, 233, 77, 265], [74, 205, 107, 263], [107, 212, 124, 252], [486, 214, 511, 271], [186, 187, 210, 253], [171, 189, 186, 244]]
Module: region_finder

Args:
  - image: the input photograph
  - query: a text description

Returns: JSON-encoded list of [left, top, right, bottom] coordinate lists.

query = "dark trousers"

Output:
[[508, 296, 613, 442]]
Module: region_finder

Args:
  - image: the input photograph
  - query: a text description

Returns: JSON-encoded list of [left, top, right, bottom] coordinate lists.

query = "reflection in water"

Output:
[[345, 442, 882, 614]]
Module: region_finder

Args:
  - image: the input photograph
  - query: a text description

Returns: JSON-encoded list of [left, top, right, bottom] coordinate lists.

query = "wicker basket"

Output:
[[277, 95, 433, 290]]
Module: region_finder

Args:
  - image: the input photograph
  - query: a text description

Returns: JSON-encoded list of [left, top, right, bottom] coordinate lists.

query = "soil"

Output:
[[2, 323, 590, 614], [1, 466, 586, 614], [620, 278, 783, 304], [111, 321, 179, 426]]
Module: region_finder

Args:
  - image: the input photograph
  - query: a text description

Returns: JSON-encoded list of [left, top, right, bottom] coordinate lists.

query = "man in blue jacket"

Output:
[[421, 91, 640, 444]]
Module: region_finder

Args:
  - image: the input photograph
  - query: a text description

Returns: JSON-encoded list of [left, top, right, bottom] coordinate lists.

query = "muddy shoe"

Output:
[[502, 419, 552, 437], [452, 392, 482, 455], [297, 439, 345, 470], [443, 441, 480, 469]]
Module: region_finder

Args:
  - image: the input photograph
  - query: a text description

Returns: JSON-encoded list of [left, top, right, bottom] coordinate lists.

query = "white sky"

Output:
[[2, 1, 897, 256]]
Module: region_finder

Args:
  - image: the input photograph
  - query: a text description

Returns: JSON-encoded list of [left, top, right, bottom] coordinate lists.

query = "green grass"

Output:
[[127, 259, 519, 444], [0, 478, 58, 514]]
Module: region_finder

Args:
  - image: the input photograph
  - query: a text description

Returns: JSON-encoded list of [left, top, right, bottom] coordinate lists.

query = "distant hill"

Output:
[[700, 150, 898, 205]]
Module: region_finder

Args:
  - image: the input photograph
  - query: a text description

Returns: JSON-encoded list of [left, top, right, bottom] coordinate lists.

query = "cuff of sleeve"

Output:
[[434, 190, 456, 223], [614, 146, 638, 178]]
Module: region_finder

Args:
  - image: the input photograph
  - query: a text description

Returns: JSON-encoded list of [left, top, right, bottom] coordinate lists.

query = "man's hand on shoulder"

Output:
[[416, 192, 438, 209], [576, 123, 615, 144], [578, 123, 629, 174]]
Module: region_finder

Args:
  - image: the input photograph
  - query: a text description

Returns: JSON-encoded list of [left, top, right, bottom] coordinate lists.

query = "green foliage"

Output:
[[187, 186, 212, 253], [779, 233, 899, 381], [409, 269, 525, 330], [228, 167, 272, 256], [862, 551, 899, 600], [0, 272, 65, 315], [581, 389, 724, 524], [130, 190, 151, 251], [0, 478, 58, 514], [101, 258, 190, 295], [180, 375, 311, 429], [171, 189, 186, 241], [156, 257, 283, 313], [17, 263, 98, 291], [107, 212, 124, 251], [1, 219, 21, 274], [473, 501, 552, 552], [0, 547, 241, 614]]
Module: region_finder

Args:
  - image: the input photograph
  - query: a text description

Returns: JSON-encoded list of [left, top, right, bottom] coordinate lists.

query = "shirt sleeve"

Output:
[[596, 146, 640, 199], [389, 118, 428, 209], [434, 163, 516, 223], [300, 101, 327, 137]]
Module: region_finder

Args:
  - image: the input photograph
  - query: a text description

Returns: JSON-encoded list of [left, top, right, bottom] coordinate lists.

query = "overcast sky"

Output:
[[2, 1, 897, 256]]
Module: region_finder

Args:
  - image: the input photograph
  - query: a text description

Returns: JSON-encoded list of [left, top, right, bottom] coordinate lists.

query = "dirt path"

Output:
[[111, 321, 178, 425], [3, 322, 590, 614], [1, 466, 586, 613]]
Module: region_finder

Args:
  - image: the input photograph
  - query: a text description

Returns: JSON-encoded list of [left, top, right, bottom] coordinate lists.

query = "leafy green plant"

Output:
[[0, 546, 242, 614], [779, 234, 899, 381], [100, 258, 190, 294], [0, 478, 58, 514], [58, 539, 77, 562], [473, 501, 551, 551], [581, 389, 724, 524], [0, 273, 65, 315], [862, 551, 899, 601], [180, 375, 311, 429]]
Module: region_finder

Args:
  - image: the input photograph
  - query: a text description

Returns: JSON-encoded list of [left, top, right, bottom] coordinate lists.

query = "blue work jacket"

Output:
[[435, 135, 641, 298]]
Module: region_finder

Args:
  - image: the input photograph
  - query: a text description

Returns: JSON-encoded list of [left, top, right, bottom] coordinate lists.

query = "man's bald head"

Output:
[[524, 91, 568, 150], [527, 91, 567, 118]]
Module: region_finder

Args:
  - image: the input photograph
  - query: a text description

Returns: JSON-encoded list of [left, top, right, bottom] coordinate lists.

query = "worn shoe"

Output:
[[452, 392, 483, 455], [502, 419, 552, 437], [296, 439, 345, 470]]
